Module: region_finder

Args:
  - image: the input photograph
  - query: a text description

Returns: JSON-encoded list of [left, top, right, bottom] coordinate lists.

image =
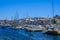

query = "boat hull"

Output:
[[44, 31, 60, 35]]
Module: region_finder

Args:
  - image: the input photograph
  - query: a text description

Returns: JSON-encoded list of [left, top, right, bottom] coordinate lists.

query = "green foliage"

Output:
[[52, 19, 57, 24]]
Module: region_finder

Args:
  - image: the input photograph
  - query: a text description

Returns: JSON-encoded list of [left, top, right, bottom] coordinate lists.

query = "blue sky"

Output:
[[0, 0, 60, 20]]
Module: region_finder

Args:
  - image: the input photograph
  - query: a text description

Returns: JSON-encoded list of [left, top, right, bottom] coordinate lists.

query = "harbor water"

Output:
[[0, 26, 60, 40]]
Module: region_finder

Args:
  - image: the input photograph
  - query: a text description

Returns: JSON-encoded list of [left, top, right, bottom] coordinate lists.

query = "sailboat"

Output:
[[11, 11, 22, 30], [43, 0, 60, 35], [1, 19, 11, 29]]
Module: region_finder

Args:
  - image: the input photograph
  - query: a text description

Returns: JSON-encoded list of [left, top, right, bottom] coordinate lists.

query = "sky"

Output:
[[0, 0, 60, 20]]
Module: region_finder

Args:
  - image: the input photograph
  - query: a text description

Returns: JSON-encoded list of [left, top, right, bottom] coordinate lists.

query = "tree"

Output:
[[51, 19, 57, 24]]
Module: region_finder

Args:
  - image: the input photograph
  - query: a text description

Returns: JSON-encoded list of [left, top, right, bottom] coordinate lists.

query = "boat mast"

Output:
[[52, 0, 57, 24], [52, 0, 54, 17], [14, 10, 19, 27], [27, 12, 29, 18], [26, 12, 30, 25]]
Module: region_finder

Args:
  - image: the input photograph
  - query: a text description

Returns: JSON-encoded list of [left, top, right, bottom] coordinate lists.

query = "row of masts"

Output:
[[0, 0, 60, 35]]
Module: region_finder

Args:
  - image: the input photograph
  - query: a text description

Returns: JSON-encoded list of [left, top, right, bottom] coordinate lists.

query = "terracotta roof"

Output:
[[38, 18, 50, 21]]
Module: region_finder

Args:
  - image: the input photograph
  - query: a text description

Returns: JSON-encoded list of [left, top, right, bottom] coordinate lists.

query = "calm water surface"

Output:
[[0, 26, 60, 40]]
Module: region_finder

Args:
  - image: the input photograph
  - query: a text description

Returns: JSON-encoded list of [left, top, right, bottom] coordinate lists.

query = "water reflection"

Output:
[[0, 26, 60, 40]]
